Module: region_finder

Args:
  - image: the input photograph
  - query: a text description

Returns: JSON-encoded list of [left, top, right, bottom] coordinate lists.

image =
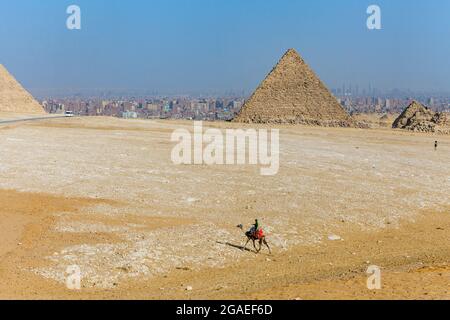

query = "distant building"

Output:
[[232, 101, 243, 110], [122, 111, 138, 119], [191, 101, 208, 113], [147, 103, 159, 112], [215, 100, 224, 109]]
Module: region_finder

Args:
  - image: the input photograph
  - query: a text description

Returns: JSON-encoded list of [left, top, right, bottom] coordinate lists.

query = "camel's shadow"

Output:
[[216, 241, 257, 254]]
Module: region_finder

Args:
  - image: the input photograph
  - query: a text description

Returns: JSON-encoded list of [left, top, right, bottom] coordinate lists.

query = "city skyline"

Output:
[[1, 0, 450, 97]]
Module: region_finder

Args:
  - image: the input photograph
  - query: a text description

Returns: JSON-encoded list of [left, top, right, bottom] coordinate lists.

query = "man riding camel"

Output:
[[250, 219, 262, 239], [238, 219, 271, 254]]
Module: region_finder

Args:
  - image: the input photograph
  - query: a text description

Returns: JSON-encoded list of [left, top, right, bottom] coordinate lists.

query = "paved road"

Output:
[[0, 115, 69, 125]]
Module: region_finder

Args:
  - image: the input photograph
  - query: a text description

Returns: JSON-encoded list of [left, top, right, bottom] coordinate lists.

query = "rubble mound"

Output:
[[393, 101, 449, 134], [233, 49, 353, 127], [0, 64, 45, 114]]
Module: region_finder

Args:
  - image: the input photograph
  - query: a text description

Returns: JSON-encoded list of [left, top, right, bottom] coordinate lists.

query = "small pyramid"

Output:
[[233, 49, 352, 126], [392, 101, 431, 129], [0, 64, 45, 114], [393, 101, 449, 133], [392, 101, 436, 131]]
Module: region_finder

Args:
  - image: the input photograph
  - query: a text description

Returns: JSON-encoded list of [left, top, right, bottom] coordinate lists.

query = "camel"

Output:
[[237, 224, 271, 254]]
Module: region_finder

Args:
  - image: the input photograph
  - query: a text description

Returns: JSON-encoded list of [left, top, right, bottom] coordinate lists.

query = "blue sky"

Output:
[[0, 0, 449, 96]]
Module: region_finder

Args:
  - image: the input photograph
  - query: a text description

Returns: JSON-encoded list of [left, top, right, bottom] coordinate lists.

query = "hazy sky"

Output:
[[0, 0, 449, 96]]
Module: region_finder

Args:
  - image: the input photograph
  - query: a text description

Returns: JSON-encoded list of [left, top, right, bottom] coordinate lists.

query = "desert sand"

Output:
[[0, 117, 448, 300]]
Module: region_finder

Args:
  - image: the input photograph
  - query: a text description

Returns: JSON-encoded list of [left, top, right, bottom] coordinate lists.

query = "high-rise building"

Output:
[[215, 100, 224, 109], [385, 99, 391, 109]]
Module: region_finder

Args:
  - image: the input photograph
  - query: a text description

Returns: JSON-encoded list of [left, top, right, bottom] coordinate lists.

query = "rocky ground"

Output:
[[0, 117, 448, 299]]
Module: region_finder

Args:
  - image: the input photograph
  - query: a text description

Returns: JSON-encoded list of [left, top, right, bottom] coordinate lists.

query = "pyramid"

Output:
[[392, 101, 448, 133], [233, 49, 352, 126], [0, 64, 45, 114]]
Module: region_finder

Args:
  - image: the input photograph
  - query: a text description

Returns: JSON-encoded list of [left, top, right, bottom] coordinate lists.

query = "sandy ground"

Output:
[[0, 117, 448, 300]]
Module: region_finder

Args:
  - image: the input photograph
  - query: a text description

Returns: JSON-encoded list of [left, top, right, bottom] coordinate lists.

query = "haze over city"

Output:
[[1, 0, 450, 97]]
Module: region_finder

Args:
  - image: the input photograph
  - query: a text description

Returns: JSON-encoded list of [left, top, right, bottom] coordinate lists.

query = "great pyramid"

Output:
[[233, 49, 352, 126], [0, 64, 45, 114], [393, 101, 449, 134]]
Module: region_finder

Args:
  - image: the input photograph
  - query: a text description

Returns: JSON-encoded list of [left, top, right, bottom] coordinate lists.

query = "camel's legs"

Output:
[[242, 238, 251, 251], [253, 240, 260, 254], [263, 238, 272, 254], [254, 240, 262, 253]]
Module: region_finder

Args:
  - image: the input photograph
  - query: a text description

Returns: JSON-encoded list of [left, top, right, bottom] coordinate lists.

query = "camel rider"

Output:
[[251, 219, 260, 237]]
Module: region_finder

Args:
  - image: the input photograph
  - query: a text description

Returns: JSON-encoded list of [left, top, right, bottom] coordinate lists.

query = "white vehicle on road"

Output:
[[64, 111, 74, 117]]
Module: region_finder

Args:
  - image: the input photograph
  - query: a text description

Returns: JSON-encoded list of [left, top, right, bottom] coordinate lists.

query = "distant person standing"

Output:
[[435, 141, 438, 151]]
